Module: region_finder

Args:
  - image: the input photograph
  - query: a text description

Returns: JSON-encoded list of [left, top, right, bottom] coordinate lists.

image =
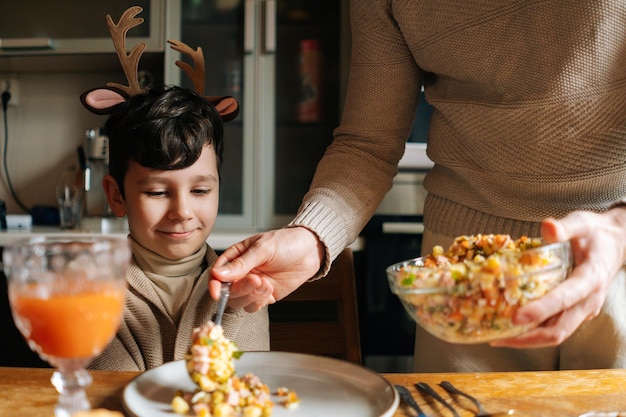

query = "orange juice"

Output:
[[10, 282, 125, 359]]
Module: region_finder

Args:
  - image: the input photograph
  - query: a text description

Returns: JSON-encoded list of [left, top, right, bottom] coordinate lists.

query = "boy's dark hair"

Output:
[[103, 85, 224, 197]]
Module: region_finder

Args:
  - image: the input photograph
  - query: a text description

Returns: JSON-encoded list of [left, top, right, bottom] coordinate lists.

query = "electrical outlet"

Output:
[[1, 76, 19, 107]]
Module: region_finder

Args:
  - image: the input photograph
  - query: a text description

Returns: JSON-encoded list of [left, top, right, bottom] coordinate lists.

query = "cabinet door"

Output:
[[178, 0, 252, 229], [175, 0, 348, 231], [261, 0, 348, 228], [0, 0, 164, 54]]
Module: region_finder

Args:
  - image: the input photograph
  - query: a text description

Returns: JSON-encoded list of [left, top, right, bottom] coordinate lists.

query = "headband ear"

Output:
[[207, 96, 240, 122], [80, 87, 129, 115]]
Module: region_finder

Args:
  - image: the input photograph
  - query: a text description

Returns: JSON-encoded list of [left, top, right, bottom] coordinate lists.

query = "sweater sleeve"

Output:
[[290, 0, 423, 268]]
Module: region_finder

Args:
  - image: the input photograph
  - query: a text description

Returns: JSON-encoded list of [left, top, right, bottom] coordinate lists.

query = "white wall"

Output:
[[0, 71, 120, 214]]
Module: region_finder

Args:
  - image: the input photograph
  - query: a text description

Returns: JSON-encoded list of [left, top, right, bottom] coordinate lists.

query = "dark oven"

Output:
[[356, 168, 430, 373]]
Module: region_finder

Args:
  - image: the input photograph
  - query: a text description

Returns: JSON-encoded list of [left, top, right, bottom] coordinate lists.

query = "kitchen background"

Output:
[[0, 0, 433, 373], [0, 0, 350, 231]]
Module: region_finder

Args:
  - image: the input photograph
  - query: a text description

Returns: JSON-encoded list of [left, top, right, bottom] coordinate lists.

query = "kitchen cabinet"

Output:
[[166, 0, 350, 231], [0, 0, 164, 55]]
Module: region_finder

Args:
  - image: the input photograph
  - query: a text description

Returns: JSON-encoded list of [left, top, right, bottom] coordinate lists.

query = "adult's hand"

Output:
[[209, 227, 325, 313], [491, 207, 626, 348]]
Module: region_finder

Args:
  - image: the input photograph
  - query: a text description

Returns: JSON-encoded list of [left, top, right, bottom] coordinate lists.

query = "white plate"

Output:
[[123, 351, 399, 417]]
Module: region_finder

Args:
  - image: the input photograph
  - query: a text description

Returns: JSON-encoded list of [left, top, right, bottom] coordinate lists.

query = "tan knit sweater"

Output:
[[291, 0, 626, 264], [88, 246, 269, 371]]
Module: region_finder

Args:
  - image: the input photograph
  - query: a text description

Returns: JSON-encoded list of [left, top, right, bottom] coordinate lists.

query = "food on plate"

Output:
[[172, 321, 299, 416], [186, 322, 240, 392], [387, 234, 572, 343], [276, 387, 300, 410]]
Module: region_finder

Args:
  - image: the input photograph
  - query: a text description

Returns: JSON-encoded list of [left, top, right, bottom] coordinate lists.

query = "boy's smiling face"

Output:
[[105, 144, 219, 260]]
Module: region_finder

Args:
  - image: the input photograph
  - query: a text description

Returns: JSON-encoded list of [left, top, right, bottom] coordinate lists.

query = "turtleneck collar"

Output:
[[130, 236, 207, 278], [129, 236, 208, 323]]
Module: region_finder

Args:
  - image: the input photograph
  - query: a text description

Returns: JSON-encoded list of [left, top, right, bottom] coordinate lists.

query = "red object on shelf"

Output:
[[298, 39, 322, 123]]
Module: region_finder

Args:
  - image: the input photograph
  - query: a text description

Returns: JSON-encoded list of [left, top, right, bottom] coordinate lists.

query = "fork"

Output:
[[440, 381, 490, 416], [395, 385, 427, 417], [416, 382, 461, 417], [439, 381, 516, 417], [214, 281, 232, 326]]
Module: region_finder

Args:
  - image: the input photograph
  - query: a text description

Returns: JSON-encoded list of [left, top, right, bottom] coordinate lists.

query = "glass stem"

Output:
[[50, 368, 92, 417]]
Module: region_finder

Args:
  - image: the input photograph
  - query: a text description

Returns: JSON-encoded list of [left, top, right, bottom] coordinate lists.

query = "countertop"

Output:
[[0, 217, 364, 252]]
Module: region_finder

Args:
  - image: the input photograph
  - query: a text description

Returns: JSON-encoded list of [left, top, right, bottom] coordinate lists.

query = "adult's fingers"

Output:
[[228, 276, 275, 312], [490, 298, 595, 348], [211, 237, 266, 280]]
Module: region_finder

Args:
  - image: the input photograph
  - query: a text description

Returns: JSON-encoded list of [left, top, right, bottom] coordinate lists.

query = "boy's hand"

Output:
[[209, 227, 324, 312]]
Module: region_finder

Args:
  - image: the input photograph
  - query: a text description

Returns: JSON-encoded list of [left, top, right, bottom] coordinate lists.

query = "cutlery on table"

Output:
[[394, 385, 427, 417], [416, 382, 460, 417], [439, 380, 516, 417], [214, 281, 232, 326]]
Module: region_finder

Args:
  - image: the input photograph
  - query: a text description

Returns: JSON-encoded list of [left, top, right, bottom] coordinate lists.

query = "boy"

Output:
[[87, 85, 270, 371]]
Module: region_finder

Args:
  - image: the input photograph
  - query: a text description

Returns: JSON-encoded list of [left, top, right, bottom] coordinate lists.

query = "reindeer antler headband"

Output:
[[80, 6, 239, 122]]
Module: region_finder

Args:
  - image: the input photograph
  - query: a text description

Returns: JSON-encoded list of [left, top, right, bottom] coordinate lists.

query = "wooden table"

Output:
[[389, 370, 626, 416], [1, 366, 625, 416]]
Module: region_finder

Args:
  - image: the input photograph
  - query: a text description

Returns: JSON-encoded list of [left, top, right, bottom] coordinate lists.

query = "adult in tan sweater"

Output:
[[81, 85, 270, 371], [212, 0, 626, 372]]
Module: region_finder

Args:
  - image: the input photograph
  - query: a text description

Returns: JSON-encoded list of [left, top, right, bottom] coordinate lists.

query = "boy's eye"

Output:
[[142, 188, 212, 197], [145, 191, 167, 197], [192, 189, 211, 196]]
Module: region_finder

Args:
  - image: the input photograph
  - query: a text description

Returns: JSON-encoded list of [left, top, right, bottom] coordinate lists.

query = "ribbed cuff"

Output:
[[609, 197, 626, 210], [288, 200, 348, 278]]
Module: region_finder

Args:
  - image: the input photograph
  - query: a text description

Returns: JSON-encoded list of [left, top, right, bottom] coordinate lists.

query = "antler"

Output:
[[168, 39, 206, 95], [167, 39, 238, 121], [81, 7, 239, 120], [106, 6, 148, 97]]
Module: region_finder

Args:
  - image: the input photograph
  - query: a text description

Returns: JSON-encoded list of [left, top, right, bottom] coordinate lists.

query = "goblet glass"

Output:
[[3, 236, 130, 417]]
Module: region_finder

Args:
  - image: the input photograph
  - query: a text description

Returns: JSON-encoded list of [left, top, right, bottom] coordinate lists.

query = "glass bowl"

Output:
[[387, 237, 572, 344]]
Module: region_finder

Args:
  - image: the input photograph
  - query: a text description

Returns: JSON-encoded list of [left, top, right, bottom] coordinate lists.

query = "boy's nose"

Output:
[[169, 194, 193, 220]]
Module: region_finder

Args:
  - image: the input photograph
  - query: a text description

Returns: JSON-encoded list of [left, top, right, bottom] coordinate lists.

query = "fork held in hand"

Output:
[[416, 382, 461, 417], [214, 281, 232, 326]]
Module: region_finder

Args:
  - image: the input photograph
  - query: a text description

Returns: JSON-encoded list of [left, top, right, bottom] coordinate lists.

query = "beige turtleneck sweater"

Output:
[[290, 0, 626, 269], [89, 238, 269, 371]]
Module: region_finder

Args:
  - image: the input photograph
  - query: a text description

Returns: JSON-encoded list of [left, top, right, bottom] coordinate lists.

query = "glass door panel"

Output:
[[180, 0, 246, 217], [273, 1, 342, 216]]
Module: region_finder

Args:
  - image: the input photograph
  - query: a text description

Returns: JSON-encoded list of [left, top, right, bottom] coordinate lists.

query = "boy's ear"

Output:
[[102, 175, 127, 217]]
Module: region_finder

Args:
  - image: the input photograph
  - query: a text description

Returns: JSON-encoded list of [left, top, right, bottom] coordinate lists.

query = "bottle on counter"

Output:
[[298, 39, 323, 123]]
